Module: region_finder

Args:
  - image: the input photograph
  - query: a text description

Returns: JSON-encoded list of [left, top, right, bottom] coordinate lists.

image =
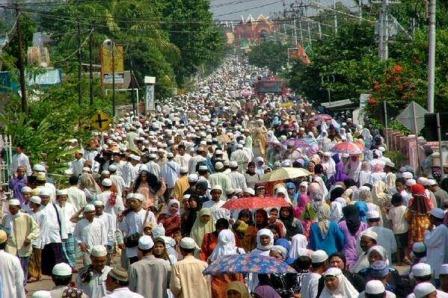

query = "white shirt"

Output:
[[58, 202, 77, 234], [120, 209, 156, 258], [96, 213, 117, 246], [175, 153, 191, 169], [228, 171, 247, 190], [67, 186, 87, 212], [110, 174, 126, 198], [300, 272, 321, 298], [74, 218, 108, 250], [40, 203, 68, 246], [104, 287, 144, 298], [77, 265, 111, 298], [97, 191, 125, 218], [202, 200, 230, 221], [386, 205, 408, 234], [0, 250, 26, 298], [160, 160, 180, 188], [30, 209, 45, 247], [146, 161, 161, 177], [69, 158, 86, 177]]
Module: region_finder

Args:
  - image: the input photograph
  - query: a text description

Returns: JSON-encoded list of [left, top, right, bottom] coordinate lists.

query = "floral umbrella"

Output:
[[261, 167, 312, 182], [203, 253, 297, 275], [311, 114, 332, 123], [331, 141, 363, 155]]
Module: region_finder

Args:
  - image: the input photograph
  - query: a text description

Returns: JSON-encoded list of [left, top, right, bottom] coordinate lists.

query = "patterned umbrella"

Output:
[[331, 141, 363, 155], [222, 196, 290, 210], [261, 167, 312, 182], [203, 253, 297, 275]]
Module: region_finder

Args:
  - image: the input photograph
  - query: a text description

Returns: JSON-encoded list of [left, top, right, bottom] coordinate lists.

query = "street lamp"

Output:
[[103, 38, 116, 117]]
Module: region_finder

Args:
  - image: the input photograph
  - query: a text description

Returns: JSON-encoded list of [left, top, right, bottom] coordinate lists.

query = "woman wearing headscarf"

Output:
[[226, 281, 250, 298], [293, 182, 310, 219], [286, 182, 300, 206], [200, 218, 230, 261], [328, 154, 349, 186], [356, 186, 383, 224], [358, 161, 371, 187], [310, 203, 344, 256], [405, 184, 432, 246], [279, 206, 304, 240], [320, 267, 359, 298], [302, 190, 325, 238], [241, 209, 269, 251], [253, 285, 281, 298], [133, 169, 166, 208], [158, 199, 181, 237], [208, 229, 245, 298], [329, 186, 346, 222], [181, 195, 202, 236], [249, 229, 275, 292], [275, 186, 291, 204], [233, 209, 254, 252], [190, 208, 215, 247], [338, 205, 368, 269], [289, 234, 311, 260], [79, 172, 102, 202]]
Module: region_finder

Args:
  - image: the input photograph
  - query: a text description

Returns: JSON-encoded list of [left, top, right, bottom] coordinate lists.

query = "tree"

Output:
[[248, 40, 289, 74]]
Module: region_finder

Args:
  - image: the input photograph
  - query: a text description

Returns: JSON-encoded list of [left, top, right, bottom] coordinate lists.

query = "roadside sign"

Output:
[[396, 101, 427, 133], [91, 111, 111, 131]]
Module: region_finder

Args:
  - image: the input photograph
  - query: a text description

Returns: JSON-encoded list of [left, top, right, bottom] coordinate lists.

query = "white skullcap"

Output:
[[198, 165, 208, 171], [90, 245, 107, 257], [411, 263, 432, 277], [52, 262, 72, 276], [101, 170, 110, 176], [102, 178, 112, 187], [180, 237, 198, 250], [134, 193, 145, 202], [180, 166, 188, 174], [130, 154, 141, 161], [255, 156, 264, 163], [440, 264, 448, 275], [365, 280, 386, 295], [188, 174, 199, 182], [427, 179, 437, 186], [30, 196, 41, 204], [417, 177, 428, 185], [167, 152, 174, 159], [413, 282, 436, 298], [215, 149, 223, 155], [183, 194, 191, 200], [83, 204, 95, 212], [229, 161, 238, 168], [138, 235, 154, 250], [311, 250, 328, 263], [215, 162, 224, 170], [406, 179, 416, 187], [21, 186, 32, 193], [402, 171, 413, 179], [236, 144, 243, 149], [139, 165, 149, 173], [412, 242, 426, 253], [56, 189, 68, 196], [430, 207, 445, 219], [366, 210, 381, 220], [8, 199, 21, 206], [211, 185, 223, 192], [361, 230, 378, 241], [93, 200, 104, 207], [108, 164, 117, 172], [39, 188, 51, 197], [33, 164, 46, 172], [32, 291, 51, 298]]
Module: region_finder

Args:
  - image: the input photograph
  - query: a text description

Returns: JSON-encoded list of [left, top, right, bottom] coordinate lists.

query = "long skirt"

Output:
[[28, 246, 42, 280], [41, 242, 67, 275]]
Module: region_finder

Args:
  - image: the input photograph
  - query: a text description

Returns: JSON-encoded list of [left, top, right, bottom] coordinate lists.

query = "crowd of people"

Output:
[[2, 56, 448, 298]]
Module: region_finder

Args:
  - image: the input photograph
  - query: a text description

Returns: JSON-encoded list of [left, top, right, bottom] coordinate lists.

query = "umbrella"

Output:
[[311, 114, 332, 123], [222, 196, 290, 210], [261, 167, 311, 182], [203, 253, 297, 275], [331, 141, 363, 155]]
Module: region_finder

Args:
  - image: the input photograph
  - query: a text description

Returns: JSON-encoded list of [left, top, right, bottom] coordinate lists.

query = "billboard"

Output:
[[100, 44, 124, 85]]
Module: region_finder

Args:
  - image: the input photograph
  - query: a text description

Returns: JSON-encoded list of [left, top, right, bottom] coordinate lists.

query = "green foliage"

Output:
[[383, 150, 406, 168], [247, 40, 289, 74]]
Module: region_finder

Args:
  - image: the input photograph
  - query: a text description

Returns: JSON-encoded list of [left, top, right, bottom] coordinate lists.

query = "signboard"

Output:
[[27, 69, 62, 86], [254, 79, 284, 94], [100, 44, 124, 85], [396, 101, 428, 133], [145, 84, 155, 112], [91, 111, 111, 131]]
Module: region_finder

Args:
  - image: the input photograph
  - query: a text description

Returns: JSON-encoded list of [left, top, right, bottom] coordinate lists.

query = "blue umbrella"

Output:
[[203, 253, 297, 276]]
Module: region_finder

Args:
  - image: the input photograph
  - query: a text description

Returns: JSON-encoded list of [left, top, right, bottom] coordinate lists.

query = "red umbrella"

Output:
[[222, 196, 291, 210], [331, 141, 363, 155]]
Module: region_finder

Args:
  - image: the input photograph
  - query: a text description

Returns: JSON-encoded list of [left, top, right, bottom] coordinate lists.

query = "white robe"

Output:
[[77, 265, 111, 298], [366, 226, 397, 262], [0, 250, 26, 298], [74, 218, 108, 251], [300, 272, 321, 298], [424, 224, 448, 278], [120, 209, 157, 258]]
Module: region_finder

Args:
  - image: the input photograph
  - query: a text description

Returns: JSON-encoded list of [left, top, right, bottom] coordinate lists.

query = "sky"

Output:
[[211, 0, 364, 21]]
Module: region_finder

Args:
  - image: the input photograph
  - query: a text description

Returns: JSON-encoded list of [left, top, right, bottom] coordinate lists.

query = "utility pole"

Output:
[[293, 19, 298, 46], [333, 0, 338, 35], [427, 0, 436, 113], [77, 7, 82, 106], [89, 25, 94, 105], [15, 6, 27, 113]]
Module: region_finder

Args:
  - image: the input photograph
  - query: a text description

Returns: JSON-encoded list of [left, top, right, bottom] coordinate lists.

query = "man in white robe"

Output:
[[202, 186, 230, 221], [66, 175, 87, 212], [365, 210, 397, 262], [0, 230, 26, 298], [424, 208, 448, 280], [96, 178, 125, 218], [230, 144, 251, 172], [77, 245, 111, 298], [227, 161, 247, 190]]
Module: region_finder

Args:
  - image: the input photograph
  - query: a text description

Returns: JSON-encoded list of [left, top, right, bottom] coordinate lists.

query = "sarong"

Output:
[[41, 243, 67, 275]]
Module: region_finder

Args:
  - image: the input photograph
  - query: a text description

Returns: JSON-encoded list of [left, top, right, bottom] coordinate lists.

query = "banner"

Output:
[[145, 84, 155, 112], [101, 44, 124, 85]]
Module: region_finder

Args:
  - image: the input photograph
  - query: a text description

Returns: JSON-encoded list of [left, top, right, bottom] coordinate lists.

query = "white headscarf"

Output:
[[320, 267, 359, 298], [289, 234, 309, 259], [256, 228, 274, 251], [209, 229, 244, 262]]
